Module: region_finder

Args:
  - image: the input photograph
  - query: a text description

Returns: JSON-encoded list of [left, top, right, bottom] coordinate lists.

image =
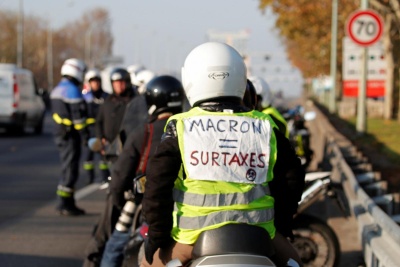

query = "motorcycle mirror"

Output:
[[304, 111, 316, 121], [88, 137, 102, 152]]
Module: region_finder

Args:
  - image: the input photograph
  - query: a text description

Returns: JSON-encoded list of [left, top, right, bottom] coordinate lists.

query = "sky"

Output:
[[0, 0, 304, 97]]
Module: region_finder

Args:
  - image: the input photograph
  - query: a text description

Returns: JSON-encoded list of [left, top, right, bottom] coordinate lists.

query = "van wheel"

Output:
[[8, 125, 24, 135], [34, 117, 44, 135]]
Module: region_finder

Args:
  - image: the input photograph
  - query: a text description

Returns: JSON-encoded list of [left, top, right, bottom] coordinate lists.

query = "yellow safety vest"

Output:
[[168, 107, 278, 244], [262, 106, 289, 138]]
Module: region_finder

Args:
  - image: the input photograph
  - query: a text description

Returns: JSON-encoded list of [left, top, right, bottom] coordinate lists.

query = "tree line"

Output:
[[0, 7, 113, 91], [258, 0, 400, 120]]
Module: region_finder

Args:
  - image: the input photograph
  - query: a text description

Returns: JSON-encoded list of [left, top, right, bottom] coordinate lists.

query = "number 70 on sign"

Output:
[[346, 9, 384, 47]]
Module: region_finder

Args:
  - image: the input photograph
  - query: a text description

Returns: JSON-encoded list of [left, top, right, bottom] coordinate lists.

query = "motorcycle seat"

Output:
[[192, 224, 275, 259]]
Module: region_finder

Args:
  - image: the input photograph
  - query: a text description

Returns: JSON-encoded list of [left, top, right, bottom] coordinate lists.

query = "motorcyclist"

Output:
[[82, 69, 110, 184], [141, 42, 305, 267], [95, 68, 135, 168], [127, 64, 146, 91], [50, 58, 88, 216], [100, 75, 185, 267], [134, 69, 156, 95], [83, 72, 159, 266], [249, 75, 289, 138]]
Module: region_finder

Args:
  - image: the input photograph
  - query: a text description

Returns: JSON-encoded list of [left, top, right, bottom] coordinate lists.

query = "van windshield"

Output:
[[0, 76, 11, 96]]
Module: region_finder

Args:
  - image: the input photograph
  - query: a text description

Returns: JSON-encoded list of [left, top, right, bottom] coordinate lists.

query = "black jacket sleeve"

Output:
[[110, 131, 142, 209], [142, 120, 181, 246], [95, 104, 105, 139], [269, 129, 305, 238]]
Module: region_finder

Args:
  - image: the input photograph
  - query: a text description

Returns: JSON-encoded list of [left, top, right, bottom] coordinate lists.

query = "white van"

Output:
[[0, 64, 46, 134]]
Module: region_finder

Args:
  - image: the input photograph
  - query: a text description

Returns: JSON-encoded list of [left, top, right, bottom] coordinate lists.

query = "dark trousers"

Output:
[[54, 131, 81, 189], [83, 147, 111, 183]]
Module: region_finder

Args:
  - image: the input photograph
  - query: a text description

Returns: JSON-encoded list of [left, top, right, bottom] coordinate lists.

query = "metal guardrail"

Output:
[[309, 101, 400, 267]]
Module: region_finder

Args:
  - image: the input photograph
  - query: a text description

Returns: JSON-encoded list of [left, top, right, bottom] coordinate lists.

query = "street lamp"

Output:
[[85, 20, 108, 68], [329, 0, 338, 113]]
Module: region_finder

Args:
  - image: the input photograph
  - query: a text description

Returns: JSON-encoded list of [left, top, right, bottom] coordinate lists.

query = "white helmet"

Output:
[[128, 64, 146, 86], [181, 42, 247, 106], [61, 58, 86, 83], [85, 68, 101, 83], [135, 70, 156, 94], [249, 76, 272, 108]]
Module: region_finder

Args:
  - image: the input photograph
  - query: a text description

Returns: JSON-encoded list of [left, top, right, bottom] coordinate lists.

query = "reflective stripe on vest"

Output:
[[173, 184, 270, 207], [175, 208, 275, 230]]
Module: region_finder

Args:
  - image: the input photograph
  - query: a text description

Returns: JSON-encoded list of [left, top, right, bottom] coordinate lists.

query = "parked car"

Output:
[[0, 63, 46, 134]]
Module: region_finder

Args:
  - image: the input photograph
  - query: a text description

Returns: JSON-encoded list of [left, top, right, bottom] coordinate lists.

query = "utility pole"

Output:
[[17, 0, 24, 67], [47, 22, 53, 91], [356, 0, 368, 133], [329, 0, 338, 113]]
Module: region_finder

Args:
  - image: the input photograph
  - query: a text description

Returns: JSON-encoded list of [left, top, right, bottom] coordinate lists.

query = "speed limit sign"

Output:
[[346, 9, 384, 47]]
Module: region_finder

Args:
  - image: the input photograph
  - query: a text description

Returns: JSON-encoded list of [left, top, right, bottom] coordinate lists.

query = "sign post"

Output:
[[346, 6, 383, 134]]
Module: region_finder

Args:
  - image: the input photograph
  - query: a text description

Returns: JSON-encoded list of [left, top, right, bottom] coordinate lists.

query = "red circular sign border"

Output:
[[346, 10, 384, 46]]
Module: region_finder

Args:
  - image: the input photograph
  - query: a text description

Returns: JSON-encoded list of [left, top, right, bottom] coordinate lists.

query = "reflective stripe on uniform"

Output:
[[176, 208, 274, 230], [83, 161, 94, 170], [56, 185, 74, 197], [86, 118, 96, 125], [99, 161, 109, 170], [74, 123, 86, 130], [52, 113, 72, 126], [57, 190, 73, 197], [173, 185, 270, 207]]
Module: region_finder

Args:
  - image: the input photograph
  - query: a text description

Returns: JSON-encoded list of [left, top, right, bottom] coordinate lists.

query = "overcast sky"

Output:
[[0, 0, 303, 97]]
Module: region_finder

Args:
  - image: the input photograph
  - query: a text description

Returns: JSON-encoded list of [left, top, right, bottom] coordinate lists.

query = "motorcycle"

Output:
[[123, 171, 344, 267], [291, 171, 345, 267]]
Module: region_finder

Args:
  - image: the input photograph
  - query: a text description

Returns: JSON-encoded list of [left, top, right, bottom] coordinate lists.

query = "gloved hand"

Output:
[[144, 236, 174, 265], [144, 238, 159, 265]]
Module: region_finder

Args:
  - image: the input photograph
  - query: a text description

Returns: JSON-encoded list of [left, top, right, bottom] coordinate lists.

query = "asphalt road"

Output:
[[0, 112, 106, 267]]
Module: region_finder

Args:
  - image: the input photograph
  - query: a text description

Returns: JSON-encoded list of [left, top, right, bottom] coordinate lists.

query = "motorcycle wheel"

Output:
[[292, 214, 340, 267]]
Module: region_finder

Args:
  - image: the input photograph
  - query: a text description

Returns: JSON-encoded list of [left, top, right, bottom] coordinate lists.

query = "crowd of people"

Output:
[[50, 42, 306, 267]]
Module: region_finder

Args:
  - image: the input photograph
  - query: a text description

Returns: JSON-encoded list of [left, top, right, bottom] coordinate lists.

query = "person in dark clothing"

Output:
[[82, 73, 164, 267], [95, 68, 135, 169], [50, 58, 89, 216], [141, 42, 305, 267], [99, 75, 185, 267], [82, 69, 109, 184]]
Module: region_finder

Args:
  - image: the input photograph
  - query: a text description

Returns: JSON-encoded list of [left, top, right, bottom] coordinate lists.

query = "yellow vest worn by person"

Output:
[[168, 107, 278, 244], [262, 106, 289, 138]]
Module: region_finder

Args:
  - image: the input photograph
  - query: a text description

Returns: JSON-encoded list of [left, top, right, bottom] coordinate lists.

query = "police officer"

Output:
[[50, 58, 89, 216], [100, 75, 185, 267], [141, 42, 305, 267], [249, 75, 289, 138], [82, 69, 109, 184]]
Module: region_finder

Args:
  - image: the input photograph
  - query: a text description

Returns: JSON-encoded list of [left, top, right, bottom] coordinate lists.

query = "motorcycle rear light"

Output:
[[139, 223, 149, 238]]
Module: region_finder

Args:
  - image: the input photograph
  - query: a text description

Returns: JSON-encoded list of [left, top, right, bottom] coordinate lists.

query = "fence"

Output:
[[308, 100, 400, 267]]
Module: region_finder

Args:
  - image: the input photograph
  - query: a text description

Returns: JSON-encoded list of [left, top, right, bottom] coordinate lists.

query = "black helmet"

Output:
[[110, 68, 131, 84], [243, 79, 257, 110], [145, 75, 184, 116]]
